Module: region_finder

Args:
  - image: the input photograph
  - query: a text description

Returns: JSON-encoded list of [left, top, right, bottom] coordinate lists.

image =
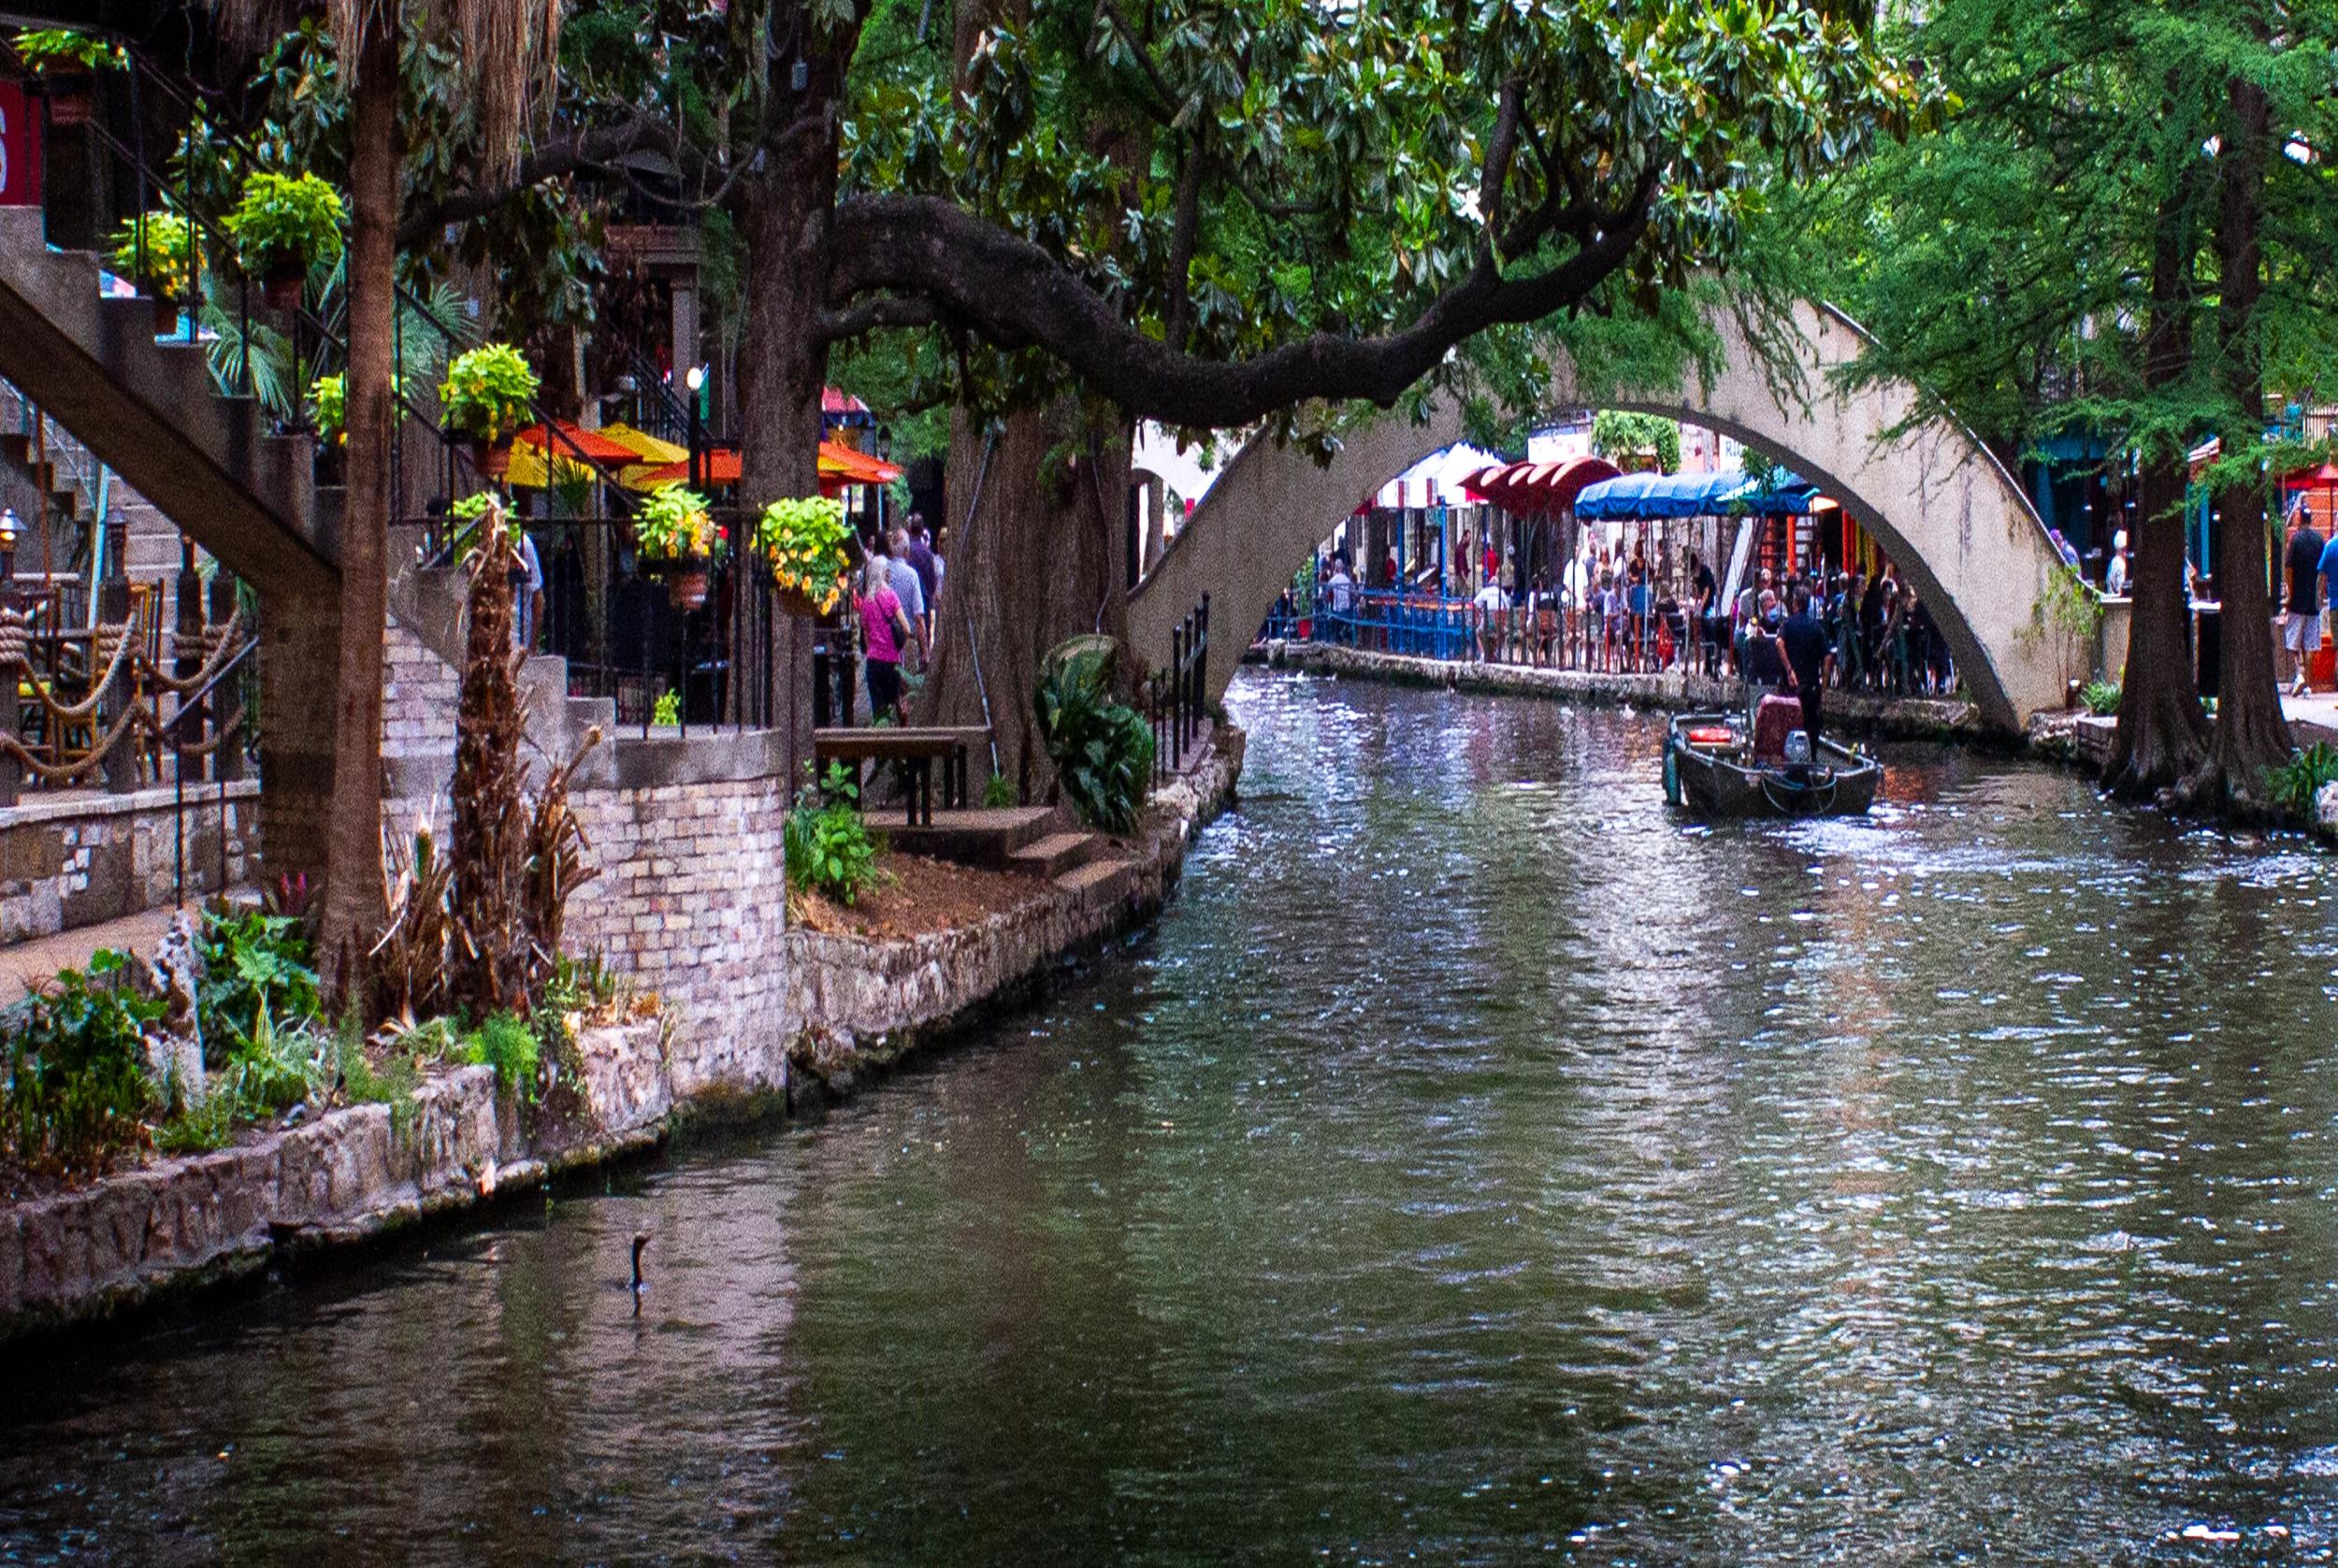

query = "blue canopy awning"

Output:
[[1573, 467, 1817, 520]]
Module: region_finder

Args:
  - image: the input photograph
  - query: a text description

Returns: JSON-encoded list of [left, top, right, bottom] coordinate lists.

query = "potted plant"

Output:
[[1293, 557, 1317, 640], [108, 210, 197, 333], [11, 29, 122, 126], [224, 170, 344, 310], [753, 495, 851, 617], [438, 342, 539, 482], [634, 482, 724, 610]]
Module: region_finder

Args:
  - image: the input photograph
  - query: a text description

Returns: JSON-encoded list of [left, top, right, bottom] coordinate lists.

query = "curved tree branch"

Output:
[[828, 180, 1657, 429]]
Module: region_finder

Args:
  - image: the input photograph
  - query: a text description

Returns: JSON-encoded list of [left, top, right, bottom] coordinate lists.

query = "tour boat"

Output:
[[1663, 697, 1881, 818]]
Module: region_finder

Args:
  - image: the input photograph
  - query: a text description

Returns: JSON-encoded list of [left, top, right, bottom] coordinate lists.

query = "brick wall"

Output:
[[566, 771, 791, 1097], [382, 613, 458, 758]]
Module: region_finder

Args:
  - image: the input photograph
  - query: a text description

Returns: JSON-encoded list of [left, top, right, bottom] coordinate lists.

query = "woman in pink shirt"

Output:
[[856, 540, 915, 723]]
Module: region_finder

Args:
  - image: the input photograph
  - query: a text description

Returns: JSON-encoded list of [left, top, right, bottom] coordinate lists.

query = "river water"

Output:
[[9, 671, 2338, 1565]]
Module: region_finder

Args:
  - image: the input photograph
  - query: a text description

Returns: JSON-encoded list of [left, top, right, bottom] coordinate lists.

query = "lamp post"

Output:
[[684, 365, 705, 492], [0, 508, 17, 598]]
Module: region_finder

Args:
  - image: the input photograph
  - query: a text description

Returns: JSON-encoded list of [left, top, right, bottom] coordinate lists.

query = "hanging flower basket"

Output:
[[753, 495, 851, 619], [664, 559, 713, 611], [15, 32, 121, 127], [634, 482, 725, 611]]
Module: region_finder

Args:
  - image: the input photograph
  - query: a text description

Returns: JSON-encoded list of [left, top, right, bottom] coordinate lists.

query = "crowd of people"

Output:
[[850, 513, 945, 724]]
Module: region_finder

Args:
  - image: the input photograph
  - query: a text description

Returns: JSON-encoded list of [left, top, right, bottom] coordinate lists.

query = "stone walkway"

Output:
[[2282, 689, 2338, 747], [0, 905, 186, 998]]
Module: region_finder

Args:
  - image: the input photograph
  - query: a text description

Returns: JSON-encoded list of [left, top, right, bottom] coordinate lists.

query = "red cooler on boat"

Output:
[[1752, 695, 1804, 761]]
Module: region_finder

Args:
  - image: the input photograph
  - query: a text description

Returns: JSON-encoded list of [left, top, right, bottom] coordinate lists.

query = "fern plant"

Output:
[[2265, 742, 2338, 819], [1034, 648, 1156, 834], [785, 762, 884, 905]]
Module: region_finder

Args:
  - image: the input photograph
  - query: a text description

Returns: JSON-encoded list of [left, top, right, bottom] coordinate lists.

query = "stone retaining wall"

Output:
[[782, 729, 1243, 1099], [0, 735, 1242, 1339], [0, 782, 259, 943], [1269, 640, 1980, 741]]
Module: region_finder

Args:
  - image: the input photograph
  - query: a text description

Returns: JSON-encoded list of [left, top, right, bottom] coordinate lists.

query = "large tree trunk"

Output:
[[2186, 63, 2289, 813], [317, 17, 397, 1000], [736, 6, 858, 785], [2104, 173, 2209, 797], [916, 405, 1132, 800]]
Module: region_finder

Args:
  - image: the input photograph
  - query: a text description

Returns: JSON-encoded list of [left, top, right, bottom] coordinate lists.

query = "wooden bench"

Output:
[[813, 726, 991, 825]]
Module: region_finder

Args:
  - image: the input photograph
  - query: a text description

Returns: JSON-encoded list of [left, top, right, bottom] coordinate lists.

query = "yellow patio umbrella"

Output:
[[598, 422, 694, 492]]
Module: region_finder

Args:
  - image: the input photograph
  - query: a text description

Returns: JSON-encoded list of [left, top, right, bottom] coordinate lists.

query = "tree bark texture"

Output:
[[916, 406, 1132, 802], [317, 16, 397, 1002], [736, 4, 859, 790], [2188, 63, 2289, 813], [2104, 176, 2209, 798]]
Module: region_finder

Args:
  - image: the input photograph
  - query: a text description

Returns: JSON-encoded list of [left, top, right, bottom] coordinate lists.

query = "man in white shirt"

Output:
[[885, 526, 931, 669]]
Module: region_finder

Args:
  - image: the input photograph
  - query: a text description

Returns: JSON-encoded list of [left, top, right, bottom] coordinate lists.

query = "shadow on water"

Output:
[[7, 669, 2338, 1565]]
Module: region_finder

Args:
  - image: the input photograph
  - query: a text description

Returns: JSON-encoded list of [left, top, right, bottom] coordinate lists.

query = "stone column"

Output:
[[255, 585, 339, 886]]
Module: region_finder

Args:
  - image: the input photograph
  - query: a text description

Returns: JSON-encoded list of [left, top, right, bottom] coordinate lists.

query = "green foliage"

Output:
[[462, 1013, 541, 1100], [786, 762, 885, 906], [108, 212, 198, 302], [439, 342, 540, 445], [652, 689, 682, 726], [2265, 743, 2338, 819], [1034, 650, 1156, 835], [983, 771, 1017, 809], [1292, 557, 1317, 619], [9, 28, 122, 72], [634, 483, 724, 562], [334, 1012, 419, 1135], [756, 496, 853, 614], [195, 908, 321, 1068], [1591, 411, 1682, 474], [2081, 681, 2123, 717], [2029, 566, 2105, 644], [310, 372, 345, 444], [223, 1006, 332, 1117], [2, 952, 158, 1172], [225, 171, 345, 280]]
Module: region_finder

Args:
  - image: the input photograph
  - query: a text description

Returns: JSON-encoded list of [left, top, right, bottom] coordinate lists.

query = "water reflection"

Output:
[[7, 670, 2338, 1564]]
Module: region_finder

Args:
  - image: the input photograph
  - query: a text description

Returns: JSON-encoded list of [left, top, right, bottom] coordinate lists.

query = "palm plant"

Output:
[[206, 0, 562, 1003]]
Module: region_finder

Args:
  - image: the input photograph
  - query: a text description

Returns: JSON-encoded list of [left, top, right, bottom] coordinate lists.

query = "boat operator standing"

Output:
[[1781, 584, 1833, 744]]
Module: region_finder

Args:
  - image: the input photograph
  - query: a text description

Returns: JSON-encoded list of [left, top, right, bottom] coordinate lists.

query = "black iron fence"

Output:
[[1147, 592, 1210, 781]]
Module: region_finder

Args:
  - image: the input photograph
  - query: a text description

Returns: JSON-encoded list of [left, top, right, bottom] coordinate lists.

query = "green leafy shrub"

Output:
[[463, 1012, 541, 1100], [2080, 680, 2122, 716], [11, 28, 123, 72], [334, 1012, 418, 1133], [2, 951, 158, 1172], [224, 170, 345, 281], [2265, 742, 2338, 818], [983, 771, 1017, 809], [1034, 647, 1156, 834], [438, 341, 540, 445], [108, 211, 197, 301], [225, 1007, 330, 1115], [652, 688, 681, 726], [786, 761, 884, 905], [196, 907, 321, 1066]]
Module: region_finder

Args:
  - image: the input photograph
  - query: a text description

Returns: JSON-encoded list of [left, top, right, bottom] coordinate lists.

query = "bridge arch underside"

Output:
[[1130, 300, 2075, 736]]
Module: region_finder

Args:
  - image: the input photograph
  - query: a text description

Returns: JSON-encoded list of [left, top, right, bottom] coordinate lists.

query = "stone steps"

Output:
[[1054, 856, 1138, 908], [885, 806, 1061, 869], [1005, 829, 1099, 880]]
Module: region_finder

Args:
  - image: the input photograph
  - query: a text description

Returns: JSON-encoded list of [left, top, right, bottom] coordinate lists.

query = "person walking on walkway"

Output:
[[886, 527, 932, 670], [856, 539, 915, 724], [2284, 504, 2326, 698]]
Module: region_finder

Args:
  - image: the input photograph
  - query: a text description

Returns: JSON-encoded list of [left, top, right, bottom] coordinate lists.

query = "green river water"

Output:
[[8, 669, 2338, 1565]]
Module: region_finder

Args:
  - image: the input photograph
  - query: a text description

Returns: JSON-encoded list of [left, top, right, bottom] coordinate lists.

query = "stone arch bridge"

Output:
[[1129, 299, 2084, 736]]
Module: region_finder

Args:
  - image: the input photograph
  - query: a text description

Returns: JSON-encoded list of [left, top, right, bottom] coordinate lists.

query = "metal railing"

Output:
[[450, 507, 793, 736], [1275, 587, 1961, 697], [1147, 591, 1209, 780]]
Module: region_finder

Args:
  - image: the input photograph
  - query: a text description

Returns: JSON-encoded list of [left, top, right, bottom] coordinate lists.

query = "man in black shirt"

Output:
[[2286, 506, 2327, 698], [1781, 585, 1834, 741]]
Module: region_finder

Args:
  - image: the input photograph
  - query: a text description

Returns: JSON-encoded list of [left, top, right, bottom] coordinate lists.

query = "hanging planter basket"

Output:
[[644, 554, 713, 611], [260, 265, 304, 312], [470, 439, 512, 482], [773, 583, 826, 619], [43, 74, 95, 126]]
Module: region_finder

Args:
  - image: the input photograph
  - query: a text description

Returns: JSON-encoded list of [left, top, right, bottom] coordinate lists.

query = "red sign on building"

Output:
[[0, 83, 43, 208]]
